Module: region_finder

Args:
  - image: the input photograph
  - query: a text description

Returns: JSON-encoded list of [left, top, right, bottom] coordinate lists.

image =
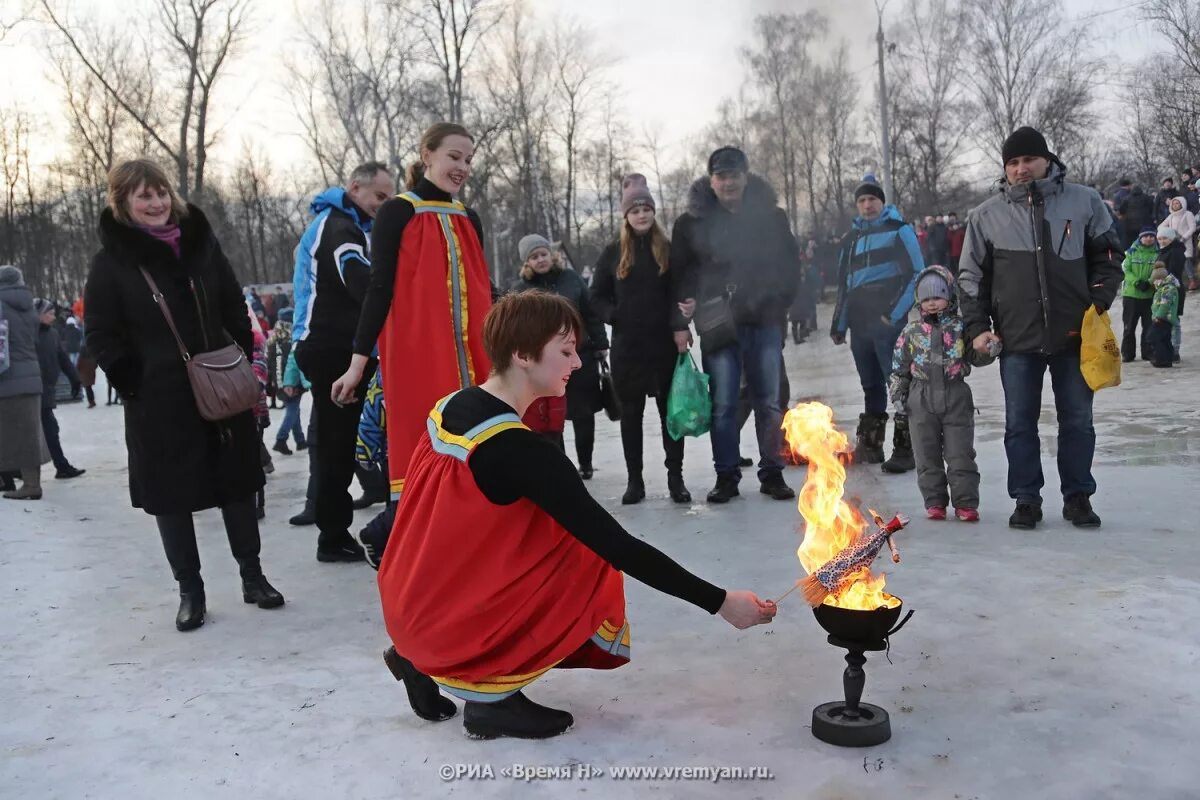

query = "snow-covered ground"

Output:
[[3, 301, 1198, 800]]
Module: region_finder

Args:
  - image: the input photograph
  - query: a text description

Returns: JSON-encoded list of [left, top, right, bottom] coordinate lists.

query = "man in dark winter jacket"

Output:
[[291, 161, 395, 563], [1153, 177, 1179, 225], [925, 215, 949, 267], [33, 299, 85, 479], [831, 174, 924, 473], [670, 146, 800, 503], [958, 126, 1122, 531], [1117, 184, 1156, 250]]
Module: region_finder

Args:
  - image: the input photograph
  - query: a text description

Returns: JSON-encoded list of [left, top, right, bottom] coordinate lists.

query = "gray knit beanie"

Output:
[[518, 234, 552, 263], [620, 173, 655, 215], [0, 264, 22, 286], [916, 272, 951, 303]]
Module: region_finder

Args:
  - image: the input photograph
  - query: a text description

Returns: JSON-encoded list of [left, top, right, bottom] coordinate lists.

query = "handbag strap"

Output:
[[138, 267, 192, 362]]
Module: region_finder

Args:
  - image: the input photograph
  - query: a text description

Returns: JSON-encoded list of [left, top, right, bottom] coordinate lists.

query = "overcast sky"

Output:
[[0, 0, 1165, 180]]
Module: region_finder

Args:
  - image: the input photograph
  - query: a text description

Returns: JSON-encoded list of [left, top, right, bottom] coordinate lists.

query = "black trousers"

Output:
[[155, 496, 261, 592], [618, 392, 683, 477], [295, 344, 374, 547], [40, 407, 70, 472], [570, 415, 595, 469], [1121, 296, 1153, 361]]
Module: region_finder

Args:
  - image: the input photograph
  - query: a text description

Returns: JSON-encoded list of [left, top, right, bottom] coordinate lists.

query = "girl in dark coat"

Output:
[[510, 235, 609, 479], [591, 174, 690, 505], [84, 158, 283, 632]]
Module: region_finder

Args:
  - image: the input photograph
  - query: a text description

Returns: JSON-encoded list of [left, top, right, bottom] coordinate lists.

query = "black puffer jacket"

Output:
[[36, 323, 79, 409], [510, 267, 609, 419], [84, 205, 264, 515], [958, 161, 1123, 355], [668, 174, 800, 330], [591, 235, 676, 398]]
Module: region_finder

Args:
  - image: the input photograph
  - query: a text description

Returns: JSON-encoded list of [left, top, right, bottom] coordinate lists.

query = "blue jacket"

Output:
[[291, 188, 373, 352], [831, 205, 924, 335]]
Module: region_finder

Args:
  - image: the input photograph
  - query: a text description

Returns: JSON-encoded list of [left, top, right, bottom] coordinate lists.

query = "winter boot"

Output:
[[853, 413, 887, 464], [0, 471, 16, 492], [383, 646, 457, 722], [621, 474, 645, 505], [175, 589, 206, 632], [667, 470, 692, 504], [242, 573, 285, 608], [272, 439, 292, 455], [1008, 502, 1043, 530], [288, 503, 316, 526], [1062, 493, 1101, 528], [3, 467, 42, 500], [881, 414, 915, 474], [706, 473, 740, 504], [759, 472, 795, 500], [463, 691, 573, 739]]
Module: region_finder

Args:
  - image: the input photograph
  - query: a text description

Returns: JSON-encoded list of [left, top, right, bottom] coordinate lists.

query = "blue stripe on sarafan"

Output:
[[427, 417, 470, 461]]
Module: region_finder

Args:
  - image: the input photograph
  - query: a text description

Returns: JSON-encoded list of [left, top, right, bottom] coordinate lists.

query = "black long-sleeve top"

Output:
[[353, 179, 485, 356], [444, 386, 727, 614]]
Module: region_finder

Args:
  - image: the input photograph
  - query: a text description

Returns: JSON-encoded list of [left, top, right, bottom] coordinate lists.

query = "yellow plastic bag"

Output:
[[1080, 306, 1120, 391]]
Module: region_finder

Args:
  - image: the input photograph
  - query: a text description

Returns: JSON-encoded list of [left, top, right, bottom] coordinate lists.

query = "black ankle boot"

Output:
[[667, 471, 691, 503], [176, 590, 206, 632], [463, 691, 574, 739], [621, 475, 645, 505], [242, 574, 285, 608], [881, 413, 915, 474], [383, 646, 457, 722]]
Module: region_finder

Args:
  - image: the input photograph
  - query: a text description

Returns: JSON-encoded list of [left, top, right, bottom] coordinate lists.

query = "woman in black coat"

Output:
[[84, 158, 283, 632], [510, 234, 608, 478], [591, 175, 690, 505]]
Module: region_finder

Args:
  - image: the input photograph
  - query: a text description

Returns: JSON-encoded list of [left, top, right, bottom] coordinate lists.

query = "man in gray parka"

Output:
[[957, 127, 1122, 531]]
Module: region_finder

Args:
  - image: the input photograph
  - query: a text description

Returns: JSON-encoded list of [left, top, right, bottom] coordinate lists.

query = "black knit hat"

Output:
[[707, 146, 749, 175], [854, 174, 885, 203], [1001, 126, 1053, 165]]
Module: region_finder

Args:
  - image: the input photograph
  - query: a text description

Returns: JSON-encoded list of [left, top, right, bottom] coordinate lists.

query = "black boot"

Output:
[[853, 413, 887, 464], [881, 413, 915, 474], [317, 533, 366, 563], [1062, 493, 1101, 528], [463, 691, 574, 739], [758, 471, 795, 500], [706, 473, 740, 504], [621, 474, 645, 505], [242, 574, 285, 608], [1008, 502, 1043, 530], [383, 646, 457, 721], [272, 439, 292, 455], [288, 503, 316, 526], [176, 590, 206, 632], [667, 471, 691, 504]]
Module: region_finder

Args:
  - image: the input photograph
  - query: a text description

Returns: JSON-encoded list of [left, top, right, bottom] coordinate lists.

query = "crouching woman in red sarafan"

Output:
[[377, 291, 777, 740]]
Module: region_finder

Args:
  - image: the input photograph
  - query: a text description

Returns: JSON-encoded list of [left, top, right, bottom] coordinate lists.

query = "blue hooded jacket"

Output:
[[831, 204, 924, 335], [291, 187, 374, 351]]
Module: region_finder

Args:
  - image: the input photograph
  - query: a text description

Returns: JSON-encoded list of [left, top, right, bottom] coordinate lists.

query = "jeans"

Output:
[[40, 406, 70, 472], [275, 395, 305, 445], [999, 351, 1096, 503], [701, 324, 785, 479], [849, 317, 906, 415]]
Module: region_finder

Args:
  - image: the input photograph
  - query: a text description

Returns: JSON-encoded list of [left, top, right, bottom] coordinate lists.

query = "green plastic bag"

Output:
[[666, 353, 712, 441]]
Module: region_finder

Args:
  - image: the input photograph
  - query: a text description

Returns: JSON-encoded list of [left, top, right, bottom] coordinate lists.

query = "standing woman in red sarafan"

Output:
[[332, 123, 493, 566]]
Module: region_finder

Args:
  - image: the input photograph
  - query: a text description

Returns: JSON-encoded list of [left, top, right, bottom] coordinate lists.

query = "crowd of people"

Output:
[[0, 120, 1166, 741]]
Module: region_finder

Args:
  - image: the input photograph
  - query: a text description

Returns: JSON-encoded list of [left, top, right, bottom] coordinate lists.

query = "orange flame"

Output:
[[782, 402, 899, 610]]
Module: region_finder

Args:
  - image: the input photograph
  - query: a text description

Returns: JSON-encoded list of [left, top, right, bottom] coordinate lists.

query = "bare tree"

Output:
[[887, 0, 973, 212], [548, 17, 602, 247], [964, 0, 1096, 160], [288, 0, 430, 182], [408, 0, 501, 122], [39, 0, 251, 196]]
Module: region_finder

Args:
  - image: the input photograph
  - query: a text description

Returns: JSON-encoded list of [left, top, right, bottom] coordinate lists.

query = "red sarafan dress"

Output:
[[377, 192, 492, 500], [377, 392, 630, 702]]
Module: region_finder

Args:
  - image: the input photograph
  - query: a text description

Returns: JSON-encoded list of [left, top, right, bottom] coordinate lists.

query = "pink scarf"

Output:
[[139, 224, 182, 258]]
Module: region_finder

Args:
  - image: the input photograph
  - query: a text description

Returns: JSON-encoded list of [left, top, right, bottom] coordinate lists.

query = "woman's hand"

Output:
[[718, 590, 777, 629], [331, 356, 368, 406], [673, 330, 693, 353], [677, 298, 696, 319]]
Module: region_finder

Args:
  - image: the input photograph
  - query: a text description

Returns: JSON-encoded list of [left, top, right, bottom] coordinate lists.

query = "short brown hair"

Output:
[[107, 158, 188, 225], [483, 291, 583, 373]]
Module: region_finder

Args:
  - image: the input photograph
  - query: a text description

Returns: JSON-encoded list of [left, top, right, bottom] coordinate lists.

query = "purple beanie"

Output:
[[620, 173, 655, 216]]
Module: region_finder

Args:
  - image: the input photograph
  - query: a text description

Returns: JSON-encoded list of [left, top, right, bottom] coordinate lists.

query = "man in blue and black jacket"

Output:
[[831, 175, 924, 473], [291, 161, 394, 563]]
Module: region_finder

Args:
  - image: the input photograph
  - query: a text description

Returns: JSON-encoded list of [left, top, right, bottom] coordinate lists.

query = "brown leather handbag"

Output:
[[139, 267, 259, 422]]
